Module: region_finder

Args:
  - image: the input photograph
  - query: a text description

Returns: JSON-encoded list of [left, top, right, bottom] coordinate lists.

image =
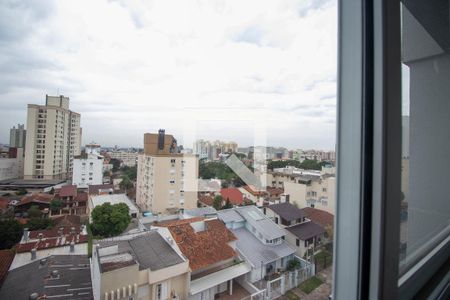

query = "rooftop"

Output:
[[97, 231, 184, 272], [166, 218, 237, 271], [88, 184, 114, 195], [17, 193, 53, 206], [286, 221, 326, 240], [0, 255, 93, 300], [183, 207, 218, 218], [90, 193, 138, 213], [59, 185, 77, 197], [220, 188, 244, 205], [300, 207, 334, 228], [267, 202, 307, 221], [0, 250, 14, 284], [232, 228, 296, 266]]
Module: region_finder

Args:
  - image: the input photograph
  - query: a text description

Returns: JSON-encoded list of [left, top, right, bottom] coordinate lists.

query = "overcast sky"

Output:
[[0, 0, 337, 150]]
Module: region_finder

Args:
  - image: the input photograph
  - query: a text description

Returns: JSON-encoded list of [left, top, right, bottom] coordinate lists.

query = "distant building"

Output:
[[136, 130, 198, 214], [0, 148, 24, 180], [193, 139, 238, 161], [110, 150, 137, 167], [72, 144, 104, 188], [24, 95, 81, 180], [9, 124, 26, 149]]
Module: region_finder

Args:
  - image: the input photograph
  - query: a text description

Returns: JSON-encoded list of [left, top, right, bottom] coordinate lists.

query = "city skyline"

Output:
[[0, 0, 337, 150]]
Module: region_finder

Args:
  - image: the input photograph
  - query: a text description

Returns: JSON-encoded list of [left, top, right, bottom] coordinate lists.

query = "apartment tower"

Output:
[[136, 130, 198, 214], [9, 124, 26, 149], [24, 95, 81, 180]]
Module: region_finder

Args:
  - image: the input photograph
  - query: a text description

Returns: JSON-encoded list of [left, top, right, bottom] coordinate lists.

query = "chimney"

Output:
[[158, 129, 165, 150], [70, 241, 75, 253], [31, 248, 37, 260]]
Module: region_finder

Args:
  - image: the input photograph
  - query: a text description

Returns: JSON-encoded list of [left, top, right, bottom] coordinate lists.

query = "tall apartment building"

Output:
[[9, 124, 26, 148], [24, 95, 81, 180], [136, 130, 198, 214], [193, 139, 238, 161]]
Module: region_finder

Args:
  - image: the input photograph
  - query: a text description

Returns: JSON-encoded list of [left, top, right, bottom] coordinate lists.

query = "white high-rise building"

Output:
[[9, 124, 26, 149], [72, 143, 103, 188], [24, 95, 81, 180]]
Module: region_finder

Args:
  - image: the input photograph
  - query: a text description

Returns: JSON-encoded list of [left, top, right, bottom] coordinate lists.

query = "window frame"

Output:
[[335, 0, 450, 299]]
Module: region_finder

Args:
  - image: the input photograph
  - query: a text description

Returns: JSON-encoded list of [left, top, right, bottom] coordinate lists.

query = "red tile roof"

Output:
[[59, 185, 77, 197], [155, 217, 204, 227], [301, 207, 334, 228], [220, 188, 244, 205], [51, 215, 82, 228], [242, 185, 266, 197], [75, 192, 88, 202], [198, 195, 214, 207], [15, 235, 88, 253], [0, 250, 14, 284], [17, 194, 53, 206], [28, 226, 83, 240], [166, 218, 237, 271], [267, 187, 284, 198]]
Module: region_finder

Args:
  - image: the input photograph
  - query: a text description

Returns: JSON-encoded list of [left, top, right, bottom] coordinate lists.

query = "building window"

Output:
[[296, 239, 299, 247]]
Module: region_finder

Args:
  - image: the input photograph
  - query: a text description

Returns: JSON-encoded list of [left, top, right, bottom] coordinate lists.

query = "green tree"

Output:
[[213, 195, 223, 211], [27, 218, 54, 230], [27, 205, 42, 219], [91, 202, 131, 237], [0, 219, 23, 250], [119, 175, 133, 191], [121, 165, 137, 181], [110, 158, 121, 172], [50, 199, 62, 212], [222, 198, 233, 209]]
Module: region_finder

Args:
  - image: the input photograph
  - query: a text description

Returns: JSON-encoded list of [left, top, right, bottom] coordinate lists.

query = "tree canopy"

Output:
[[110, 158, 121, 172], [50, 199, 62, 212], [0, 219, 23, 250], [27, 205, 42, 219], [27, 218, 54, 231], [120, 165, 137, 181], [212, 195, 223, 211], [119, 175, 133, 191], [91, 202, 131, 237], [267, 159, 328, 171]]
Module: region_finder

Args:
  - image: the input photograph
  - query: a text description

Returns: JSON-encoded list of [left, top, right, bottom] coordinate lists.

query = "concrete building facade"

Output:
[[136, 130, 198, 214], [72, 144, 103, 188], [0, 148, 24, 180], [24, 95, 81, 180]]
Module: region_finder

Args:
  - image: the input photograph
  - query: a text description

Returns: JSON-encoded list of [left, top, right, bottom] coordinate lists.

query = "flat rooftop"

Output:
[[0, 179, 67, 189], [0, 255, 93, 299]]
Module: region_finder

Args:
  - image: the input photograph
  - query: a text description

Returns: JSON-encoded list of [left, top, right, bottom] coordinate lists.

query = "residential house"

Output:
[[91, 230, 190, 300], [14, 193, 53, 216], [156, 218, 252, 300], [217, 206, 296, 283], [54, 185, 88, 215], [264, 203, 326, 258], [88, 184, 114, 196]]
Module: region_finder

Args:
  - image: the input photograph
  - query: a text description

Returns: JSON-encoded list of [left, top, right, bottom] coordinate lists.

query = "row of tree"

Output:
[[267, 159, 329, 171]]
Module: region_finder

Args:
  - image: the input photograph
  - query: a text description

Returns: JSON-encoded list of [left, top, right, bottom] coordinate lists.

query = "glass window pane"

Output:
[[400, 1, 450, 276]]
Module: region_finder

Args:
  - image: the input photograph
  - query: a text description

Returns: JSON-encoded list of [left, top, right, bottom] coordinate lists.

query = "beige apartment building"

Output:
[[136, 130, 198, 214], [24, 95, 81, 180], [267, 167, 336, 214]]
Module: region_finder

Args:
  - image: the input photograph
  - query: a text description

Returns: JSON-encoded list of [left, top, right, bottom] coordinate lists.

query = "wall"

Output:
[[72, 155, 103, 188]]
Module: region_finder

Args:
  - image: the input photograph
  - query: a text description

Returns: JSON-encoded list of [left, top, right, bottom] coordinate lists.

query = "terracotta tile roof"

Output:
[[198, 195, 214, 206], [267, 187, 284, 197], [15, 235, 88, 253], [0, 250, 14, 284], [220, 188, 244, 205], [166, 218, 237, 271], [28, 226, 83, 240], [75, 192, 88, 202], [17, 194, 53, 206], [301, 207, 334, 228], [59, 185, 77, 197], [51, 215, 82, 228]]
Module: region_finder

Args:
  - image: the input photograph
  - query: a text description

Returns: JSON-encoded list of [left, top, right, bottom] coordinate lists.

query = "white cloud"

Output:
[[0, 0, 337, 150]]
